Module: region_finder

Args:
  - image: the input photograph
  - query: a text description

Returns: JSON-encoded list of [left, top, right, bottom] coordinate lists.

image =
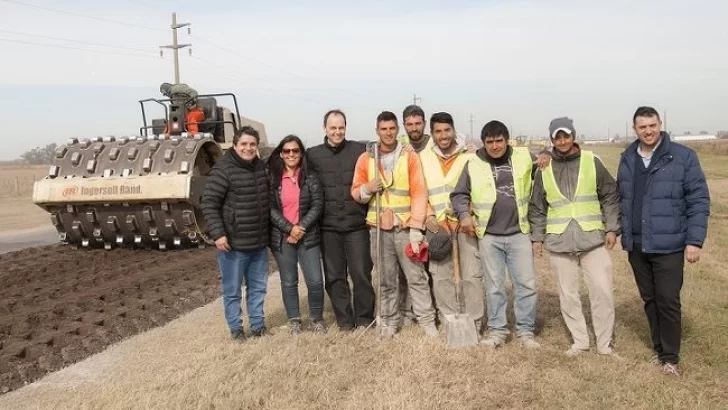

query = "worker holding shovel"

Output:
[[352, 111, 438, 340], [419, 112, 485, 339]]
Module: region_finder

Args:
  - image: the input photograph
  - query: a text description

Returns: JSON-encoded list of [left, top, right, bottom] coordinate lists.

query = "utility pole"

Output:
[[469, 113, 475, 139], [412, 93, 421, 105], [160, 12, 191, 83]]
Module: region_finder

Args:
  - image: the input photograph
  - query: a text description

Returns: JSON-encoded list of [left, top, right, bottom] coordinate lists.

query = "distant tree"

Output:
[[19, 143, 58, 165], [699, 130, 709, 135], [717, 131, 728, 139]]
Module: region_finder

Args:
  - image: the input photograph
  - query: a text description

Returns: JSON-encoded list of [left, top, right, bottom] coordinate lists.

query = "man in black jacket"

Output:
[[201, 126, 271, 341], [307, 109, 375, 331]]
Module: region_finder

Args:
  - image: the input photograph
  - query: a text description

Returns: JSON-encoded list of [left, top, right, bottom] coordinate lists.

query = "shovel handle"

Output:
[[451, 222, 461, 284]]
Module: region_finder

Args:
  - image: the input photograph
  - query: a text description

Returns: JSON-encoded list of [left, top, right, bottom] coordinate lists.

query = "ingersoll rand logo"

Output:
[[62, 186, 79, 197]]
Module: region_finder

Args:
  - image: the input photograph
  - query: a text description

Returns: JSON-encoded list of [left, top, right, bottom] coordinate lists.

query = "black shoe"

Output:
[[251, 327, 267, 337], [231, 329, 246, 342]]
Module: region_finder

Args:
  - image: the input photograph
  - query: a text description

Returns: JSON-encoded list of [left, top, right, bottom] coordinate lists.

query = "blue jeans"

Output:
[[273, 243, 325, 322], [478, 232, 537, 337], [217, 249, 269, 333]]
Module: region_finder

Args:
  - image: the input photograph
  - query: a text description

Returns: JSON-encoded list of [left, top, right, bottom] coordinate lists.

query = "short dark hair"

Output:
[[376, 111, 398, 126], [430, 112, 454, 131], [234, 125, 260, 145], [633, 106, 660, 124], [481, 120, 510, 141], [403, 104, 425, 121], [324, 109, 347, 126]]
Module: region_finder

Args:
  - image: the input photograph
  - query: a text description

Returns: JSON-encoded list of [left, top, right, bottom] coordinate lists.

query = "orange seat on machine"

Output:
[[164, 107, 206, 135]]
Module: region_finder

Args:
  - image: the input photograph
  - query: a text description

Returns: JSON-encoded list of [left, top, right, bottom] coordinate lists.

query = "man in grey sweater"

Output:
[[528, 117, 621, 357]]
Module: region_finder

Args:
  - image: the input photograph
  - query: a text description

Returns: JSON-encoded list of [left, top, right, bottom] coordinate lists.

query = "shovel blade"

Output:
[[444, 313, 479, 347]]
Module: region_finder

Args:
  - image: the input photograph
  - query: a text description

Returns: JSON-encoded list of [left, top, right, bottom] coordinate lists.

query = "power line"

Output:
[[0, 0, 165, 31], [0, 37, 160, 59], [191, 34, 382, 101], [0, 28, 156, 52]]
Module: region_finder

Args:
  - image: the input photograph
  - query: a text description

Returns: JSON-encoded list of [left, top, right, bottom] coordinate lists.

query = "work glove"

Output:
[[409, 229, 424, 254]]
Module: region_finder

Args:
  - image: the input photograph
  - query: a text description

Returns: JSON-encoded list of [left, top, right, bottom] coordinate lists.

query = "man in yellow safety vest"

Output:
[[352, 111, 438, 339], [419, 112, 485, 330], [528, 117, 621, 357], [450, 120, 542, 349]]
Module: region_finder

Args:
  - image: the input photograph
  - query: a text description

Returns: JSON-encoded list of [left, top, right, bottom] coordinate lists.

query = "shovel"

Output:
[[444, 222, 479, 347], [358, 141, 382, 337]]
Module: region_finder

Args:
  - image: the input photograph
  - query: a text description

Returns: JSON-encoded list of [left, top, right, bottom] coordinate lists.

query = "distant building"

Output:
[[672, 134, 718, 142]]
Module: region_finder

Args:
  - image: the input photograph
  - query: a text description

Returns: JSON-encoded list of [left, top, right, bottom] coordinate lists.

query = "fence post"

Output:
[[14, 176, 20, 196]]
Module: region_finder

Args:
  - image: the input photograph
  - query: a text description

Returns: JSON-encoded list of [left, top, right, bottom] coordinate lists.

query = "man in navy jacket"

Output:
[[617, 106, 710, 376]]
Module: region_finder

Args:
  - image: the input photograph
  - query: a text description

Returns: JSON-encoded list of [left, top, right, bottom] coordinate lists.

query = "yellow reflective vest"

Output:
[[468, 147, 533, 238], [419, 147, 473, 222], [541, 150, 605, 234], [365, 151, 412, 226]]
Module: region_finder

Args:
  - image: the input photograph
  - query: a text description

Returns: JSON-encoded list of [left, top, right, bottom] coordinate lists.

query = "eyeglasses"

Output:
[[282, 148, 301, 155]]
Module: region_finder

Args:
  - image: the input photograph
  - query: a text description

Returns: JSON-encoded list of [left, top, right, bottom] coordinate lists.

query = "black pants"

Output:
[[320, 229, 375, 328], [628, 248, 685, 364]]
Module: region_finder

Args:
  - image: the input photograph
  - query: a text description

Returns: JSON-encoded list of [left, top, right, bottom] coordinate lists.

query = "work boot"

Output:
[[251, 327, 267, 338], [519, 335, 541, 350], [230, 329, 246, 343], [422, 323, 439, 338], [479, 334, 505, 348], [565, 345, 589, 356], [380, 325, 397, 340]]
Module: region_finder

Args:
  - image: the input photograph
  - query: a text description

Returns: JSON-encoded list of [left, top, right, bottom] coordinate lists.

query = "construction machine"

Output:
[[31, 91, 267, 250]]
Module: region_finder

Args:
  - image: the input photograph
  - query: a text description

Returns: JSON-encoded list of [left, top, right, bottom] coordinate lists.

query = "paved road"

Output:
[[0, 226, 59, 254]]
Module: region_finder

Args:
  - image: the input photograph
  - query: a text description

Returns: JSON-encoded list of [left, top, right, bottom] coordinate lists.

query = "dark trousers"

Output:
[[320, 229, 375, 328], [628, 248, 685, 364]]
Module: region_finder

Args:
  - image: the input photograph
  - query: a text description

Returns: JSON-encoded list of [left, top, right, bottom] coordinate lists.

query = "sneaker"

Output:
[[519, 335, 541, 350], [251, 327, 267, 338], [311, 320, 327, 334], [650, 354, 662, 365], [565, 346, 589, 356], [661, 363, 680, 376], [230, 329, 245, 343], [479, 334, 505, 348], [289, 321, 302, 336], [422, 323, 439, 338]]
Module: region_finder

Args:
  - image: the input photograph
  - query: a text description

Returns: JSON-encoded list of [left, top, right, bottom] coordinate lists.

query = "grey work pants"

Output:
[[371, 228, 436, 327], [428, 232, 485, 323]]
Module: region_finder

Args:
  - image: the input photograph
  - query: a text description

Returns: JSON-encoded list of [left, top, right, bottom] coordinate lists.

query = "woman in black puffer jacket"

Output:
[[267, 135, 326, 335]]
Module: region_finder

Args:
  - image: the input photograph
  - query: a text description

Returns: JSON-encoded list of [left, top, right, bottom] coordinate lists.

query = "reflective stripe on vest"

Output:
[[468, 147, 533, 238], [541, 150, 605, 234], [365, 151, 412, 225], [420, 148, 473, 222]]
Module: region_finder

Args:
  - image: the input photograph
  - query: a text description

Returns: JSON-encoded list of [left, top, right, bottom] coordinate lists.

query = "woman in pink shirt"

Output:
[[267, 135, 326, 334]]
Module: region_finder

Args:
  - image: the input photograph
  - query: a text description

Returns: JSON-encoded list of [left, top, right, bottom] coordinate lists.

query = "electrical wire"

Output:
[[0, 0, 165, 31]]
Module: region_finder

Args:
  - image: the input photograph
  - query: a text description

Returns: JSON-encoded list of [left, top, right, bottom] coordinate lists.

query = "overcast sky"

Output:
[[1, 0, 726, 159]]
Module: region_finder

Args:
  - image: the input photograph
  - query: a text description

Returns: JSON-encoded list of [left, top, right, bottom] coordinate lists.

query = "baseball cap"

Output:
[[549, 117, 576, 140]]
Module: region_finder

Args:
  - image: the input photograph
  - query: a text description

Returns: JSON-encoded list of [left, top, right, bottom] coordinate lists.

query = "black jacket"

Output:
[[307, 137, 369, 232], [201, 148, 270, 251], [269, 168, 323, 251]]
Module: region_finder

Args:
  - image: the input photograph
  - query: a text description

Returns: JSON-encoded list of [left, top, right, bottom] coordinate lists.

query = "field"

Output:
[[0, 145, 726, 409], [0, 165, 52, 231]]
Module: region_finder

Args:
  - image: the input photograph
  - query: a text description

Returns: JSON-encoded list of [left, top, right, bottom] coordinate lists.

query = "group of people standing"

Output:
[[200, 105, 709, 377]]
